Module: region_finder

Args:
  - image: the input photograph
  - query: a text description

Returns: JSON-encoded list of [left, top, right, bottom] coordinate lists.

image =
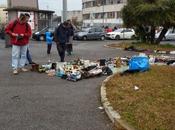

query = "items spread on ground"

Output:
[[30, 53, 175, 82]]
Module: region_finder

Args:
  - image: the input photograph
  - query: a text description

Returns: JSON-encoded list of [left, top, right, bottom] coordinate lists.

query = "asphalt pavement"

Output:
[[0, 39, 137, 130]]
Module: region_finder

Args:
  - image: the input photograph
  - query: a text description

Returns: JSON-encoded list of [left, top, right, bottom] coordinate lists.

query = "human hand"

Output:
[[11, 33, 18, 37], [20, 34, 24, 37]]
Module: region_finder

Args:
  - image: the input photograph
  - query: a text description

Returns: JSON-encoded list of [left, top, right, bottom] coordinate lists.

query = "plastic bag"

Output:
[[129, 56, 150, 72]]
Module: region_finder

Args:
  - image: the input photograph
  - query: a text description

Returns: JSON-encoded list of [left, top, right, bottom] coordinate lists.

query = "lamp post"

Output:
[[62, 0, 67, 22], [102, 0, 104, 27]]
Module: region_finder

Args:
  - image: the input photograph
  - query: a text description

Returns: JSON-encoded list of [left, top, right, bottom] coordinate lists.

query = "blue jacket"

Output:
[[56, 23, 69, 44], [45, 31, 53, 44]]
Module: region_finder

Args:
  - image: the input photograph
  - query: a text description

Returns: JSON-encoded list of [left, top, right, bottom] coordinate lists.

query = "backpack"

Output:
[[11, 20, 29, 32], [53, 26, 59, 42]]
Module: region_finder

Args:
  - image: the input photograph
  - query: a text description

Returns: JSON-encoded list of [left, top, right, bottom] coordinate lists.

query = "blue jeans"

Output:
[[12, 45, 28, 70], [27, 47, 33, 64]]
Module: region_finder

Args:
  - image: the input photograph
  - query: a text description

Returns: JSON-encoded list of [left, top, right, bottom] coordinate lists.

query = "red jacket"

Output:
[[5, 19, 32, 46]]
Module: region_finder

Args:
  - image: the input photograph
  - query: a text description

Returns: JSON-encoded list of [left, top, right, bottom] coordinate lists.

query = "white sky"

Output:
[[0, 0, 82, 15], [38, 0, 82, 15]]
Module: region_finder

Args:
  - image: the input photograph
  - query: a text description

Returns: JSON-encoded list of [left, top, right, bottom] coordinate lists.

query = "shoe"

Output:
[[29, 62, 36, 65], [13, 69, 18, 75], [21, 68, 28, 72]]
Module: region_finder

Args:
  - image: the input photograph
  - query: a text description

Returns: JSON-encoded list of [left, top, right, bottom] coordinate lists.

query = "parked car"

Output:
[[0, 27, 5, 39], [155, 28, 175, 40], [73, 27, 106, 40], [32, 26, 55, 41], [105, 28, 135, 40]]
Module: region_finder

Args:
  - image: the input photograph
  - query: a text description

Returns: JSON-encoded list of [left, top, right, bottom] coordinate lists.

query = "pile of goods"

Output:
[[31, 57, 129, 81], [30, 54, 174, 82]]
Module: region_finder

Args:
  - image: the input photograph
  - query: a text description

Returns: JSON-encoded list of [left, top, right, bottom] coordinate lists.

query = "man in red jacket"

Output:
[[5, 13, 32, 75]]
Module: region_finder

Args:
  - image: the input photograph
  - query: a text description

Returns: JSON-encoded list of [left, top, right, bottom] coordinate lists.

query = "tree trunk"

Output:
[[150, 26, 155, 44], [155, 27, 168, 44]]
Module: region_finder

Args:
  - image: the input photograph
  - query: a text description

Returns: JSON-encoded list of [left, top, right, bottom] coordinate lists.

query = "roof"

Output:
[[3, 6, 55, 13]]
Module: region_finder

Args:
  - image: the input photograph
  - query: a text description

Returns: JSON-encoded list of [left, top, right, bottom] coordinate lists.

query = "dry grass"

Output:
[[107, 42, 175, 51], [106, 65, 175, 130]]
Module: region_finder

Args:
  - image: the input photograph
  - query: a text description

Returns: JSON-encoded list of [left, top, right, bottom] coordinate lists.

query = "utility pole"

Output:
[[62, 0, 67, 22], [102, 0, 105, 27]]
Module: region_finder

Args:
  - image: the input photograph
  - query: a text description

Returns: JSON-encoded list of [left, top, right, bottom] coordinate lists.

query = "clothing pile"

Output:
[[124, 46, 175, 55], [149, 55, 175, 66]]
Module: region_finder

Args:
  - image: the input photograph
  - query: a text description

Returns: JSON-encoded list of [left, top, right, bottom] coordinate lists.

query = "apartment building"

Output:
[[82, 0, 127, 27], [67, 10, 83, 23]]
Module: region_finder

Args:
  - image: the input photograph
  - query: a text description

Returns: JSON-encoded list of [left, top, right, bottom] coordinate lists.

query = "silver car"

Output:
[[74, 27, 106, 40]]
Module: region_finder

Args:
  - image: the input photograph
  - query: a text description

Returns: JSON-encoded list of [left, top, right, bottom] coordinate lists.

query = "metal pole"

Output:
[[102, 0, 104, 27], [62, 0, 67, 22], [102, 0, 105, 27]]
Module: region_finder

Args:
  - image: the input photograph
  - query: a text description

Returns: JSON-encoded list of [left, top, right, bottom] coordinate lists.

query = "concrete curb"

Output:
[[101, 71, 138, 130]]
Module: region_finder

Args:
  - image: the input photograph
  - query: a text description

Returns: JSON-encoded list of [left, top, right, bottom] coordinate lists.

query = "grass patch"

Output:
[[108, 42, 175, 51], [106, 65, 175, 130]]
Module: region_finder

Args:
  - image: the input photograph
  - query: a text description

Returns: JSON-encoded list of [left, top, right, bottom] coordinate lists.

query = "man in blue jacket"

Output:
[[54, 21, 69, 62]]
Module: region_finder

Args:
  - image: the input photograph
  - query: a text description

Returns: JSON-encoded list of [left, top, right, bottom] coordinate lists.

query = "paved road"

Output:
[[0, 39, 137, 130]]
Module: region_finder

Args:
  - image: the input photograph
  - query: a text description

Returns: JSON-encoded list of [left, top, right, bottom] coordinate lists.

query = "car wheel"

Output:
[[39, 35, 45, 41], [83, 36, 87, 41], [115, 35, 120, 40], [131, 35, 136, 40], [100, 36, 105, 41]]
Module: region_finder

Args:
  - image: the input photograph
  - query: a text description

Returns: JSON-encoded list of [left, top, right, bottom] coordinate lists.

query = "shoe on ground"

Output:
[[21, 68, 28, 72], [13, 69, 18, 75], [29, 62, 36, 65]]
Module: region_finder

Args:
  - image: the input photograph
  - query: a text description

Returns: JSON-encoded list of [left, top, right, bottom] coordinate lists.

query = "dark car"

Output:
[[73, 27, 105, 40], [0, 27, 5, 39], [32, 26, 55, 41]]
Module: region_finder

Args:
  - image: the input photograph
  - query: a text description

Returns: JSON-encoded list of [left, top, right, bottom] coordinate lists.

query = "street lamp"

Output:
[[62, 0, 67, 22], [102, 0, 104, 27]]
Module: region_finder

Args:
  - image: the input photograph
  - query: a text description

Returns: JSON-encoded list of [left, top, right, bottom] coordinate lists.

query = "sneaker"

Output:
[[13, 69, 18, 75], [21, 68, 28, 72]]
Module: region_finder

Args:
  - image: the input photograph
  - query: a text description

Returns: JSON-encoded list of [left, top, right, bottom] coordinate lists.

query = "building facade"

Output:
[[82, 0, 127, 27], [66, 10, 83, 25], [4, 0, 54, 31], [0, 6, 8, 24]]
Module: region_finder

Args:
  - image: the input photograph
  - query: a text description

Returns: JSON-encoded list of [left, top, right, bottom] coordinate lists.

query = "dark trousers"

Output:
[[56, 44, 66, 62], [27, 48, 33, 64], [47, 44, 52, 54], [66, 44, 73, 54]]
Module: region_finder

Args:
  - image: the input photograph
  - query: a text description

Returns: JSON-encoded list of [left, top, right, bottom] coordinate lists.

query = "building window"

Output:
[[107, 12, 115, 18], [116, 11, 121, 18], [83, 14, 90, 20], [39, 13, 46, 20]]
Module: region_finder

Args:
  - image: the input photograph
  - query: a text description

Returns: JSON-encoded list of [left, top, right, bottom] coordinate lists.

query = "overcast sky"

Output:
[[39, 0, 82, 15], [0, 0, 82, 15]]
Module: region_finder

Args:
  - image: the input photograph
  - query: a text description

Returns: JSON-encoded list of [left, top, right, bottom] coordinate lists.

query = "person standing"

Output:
[[5, 13, 32, 74], [66, 20, 74, 55], [24, 13, 35, 65], [54, 21, 69, 62], [45, 31, 53, 61]]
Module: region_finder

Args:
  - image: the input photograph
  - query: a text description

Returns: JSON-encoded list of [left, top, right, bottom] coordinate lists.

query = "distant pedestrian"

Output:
[[45, 31, 53, 61], [25, 13, 35, 65], [66, 19, 74, 55], [5, 13, 32, 74], [54, 21, 69, 62]]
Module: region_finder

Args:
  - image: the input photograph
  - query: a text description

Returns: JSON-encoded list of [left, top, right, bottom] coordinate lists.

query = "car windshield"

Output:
[[48, 27, 55, 32], [114, 29, 124, 32], [81, 28, 90, 32]]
